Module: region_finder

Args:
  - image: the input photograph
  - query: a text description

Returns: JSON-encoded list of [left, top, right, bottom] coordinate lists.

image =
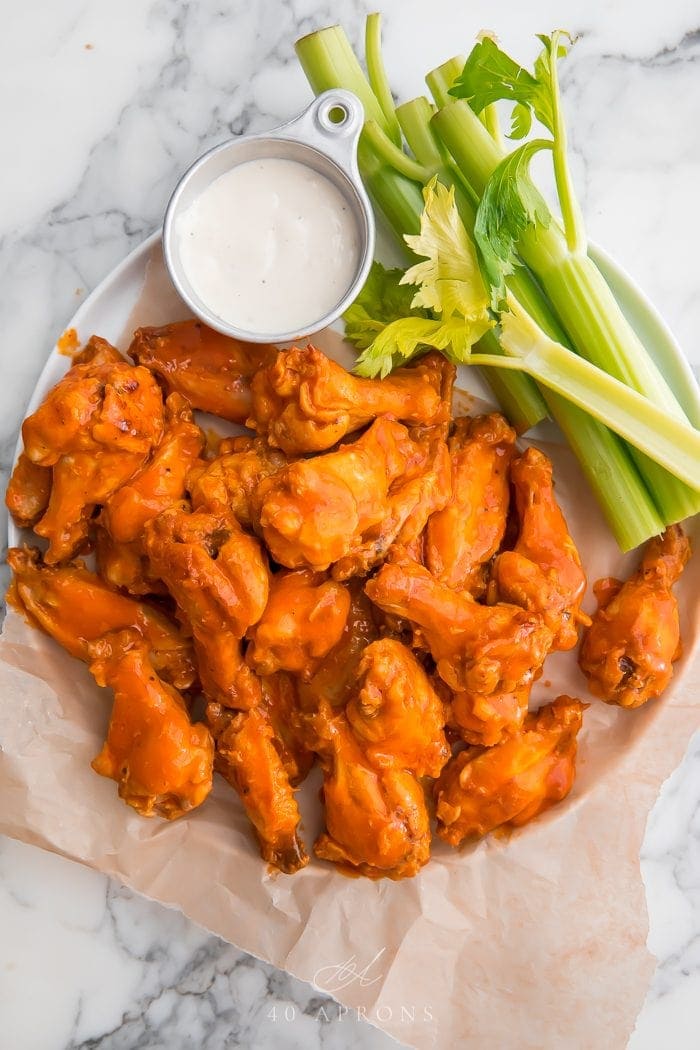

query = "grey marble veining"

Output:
[[1, 1, 699, 1047]]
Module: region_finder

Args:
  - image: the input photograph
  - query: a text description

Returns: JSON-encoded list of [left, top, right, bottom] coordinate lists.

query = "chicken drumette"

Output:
[[188, 435, 286, 525], [312, 702, 431, 880], [257, 416, 450, 576], [579, 525, 691, 708], [425, 414, 516, 597], [491, 447, 588, 651], [246, 569, 351, 679], [89, 630, 213, 819], [435, 695, 585, 846], [128, 319, 276, 423], [7, 546, 196, 689], [206, 682, 309, 874], [366, 558, 551, 698], [143, 505, 269, 710], [248, 344, 454, 454], [346, 638, 449, 778]]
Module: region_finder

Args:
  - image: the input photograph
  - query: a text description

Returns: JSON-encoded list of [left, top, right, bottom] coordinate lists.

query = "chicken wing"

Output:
[[22, 339, 164, 562], [331, 424, 451, 581], [89, 629, 213, 819], [128, 319, 276, 423], [7, 546, 196, 689], [346, 638, 449, 777], [5, 454, 51, 529], [366, 558, 551, 696], [248, 345, 454, 454], [246, 569, 351, 679], [491, 447, 588, 651], [143, 505, 269, 708], [206, 700, 308, 873], [101, 393, 204, 544], [23, 337, 162, 464], [435, 695, 585, 846], [188, 435, 286, 526], [260, 672, 315, 786], [297, 580, 379, 714], [257, 416, 448, 574], [579, 525, 691, 708], [449, 686, 531, 748], [94, 527, 164, 596], [425, 414, 516, 597], [313, 703, 431, 880]]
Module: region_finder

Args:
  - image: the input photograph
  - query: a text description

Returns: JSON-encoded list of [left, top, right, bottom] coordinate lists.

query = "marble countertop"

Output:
[[1, 1, 699, 1047]]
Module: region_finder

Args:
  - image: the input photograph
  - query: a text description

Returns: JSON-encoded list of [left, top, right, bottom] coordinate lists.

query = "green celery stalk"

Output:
[[432, 96, 700, 524], [365, 13, 402, 147], [425, 56, 466, 108], [470, 304, 700, 491]]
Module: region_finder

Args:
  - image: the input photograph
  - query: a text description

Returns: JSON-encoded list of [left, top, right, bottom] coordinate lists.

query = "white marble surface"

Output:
[[0, 1, 699, 1047]]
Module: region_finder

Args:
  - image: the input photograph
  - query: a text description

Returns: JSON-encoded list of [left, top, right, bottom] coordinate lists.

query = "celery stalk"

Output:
[[432, 96, 700, 523], [295, 26, 389, 132], [469, 305, 700, 491], [365, 14, 402, 147], [425, 56, 466, 108]]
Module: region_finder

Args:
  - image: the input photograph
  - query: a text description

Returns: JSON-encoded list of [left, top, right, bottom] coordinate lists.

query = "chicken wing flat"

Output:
[[260, 672, 314, 786], [246, 569, 351, 679], [491, 447, 588, 651], [22, 339, 164, 562], [143, 505, 269, 708], [7, 546, 196, 689], [257, 416, 448, 574], [425, 414, 516, 597], [313, 703, 431, 880], [579, 525, 691, 708], [89, 630, 213, 819], [101, 393, 204, 544], [5, 454, 51, 529], [346, 638, 449, 778], [128, 319, 276, 423], [366, 559, 551, 696], [206, 701, 308, 874], [435, 695, 585, 846], [188, 435, 286, 526], [248, 345, 454, 454]]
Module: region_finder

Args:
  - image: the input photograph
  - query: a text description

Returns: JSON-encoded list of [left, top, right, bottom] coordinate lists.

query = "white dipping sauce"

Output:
[[177, 157, 360, 335]]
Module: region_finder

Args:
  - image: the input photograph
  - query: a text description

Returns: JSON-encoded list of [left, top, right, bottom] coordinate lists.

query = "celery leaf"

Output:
[[355, 178, 493, 378], [343, 261, 428, 351], [474, 139, 553, 307], [450, 33, 570, 139]]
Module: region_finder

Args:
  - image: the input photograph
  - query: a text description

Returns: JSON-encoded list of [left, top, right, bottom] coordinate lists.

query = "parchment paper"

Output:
[[1, 246, 699, 1049]]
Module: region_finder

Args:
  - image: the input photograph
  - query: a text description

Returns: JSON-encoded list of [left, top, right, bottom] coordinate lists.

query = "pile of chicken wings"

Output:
[[6, 320, 691, 879]]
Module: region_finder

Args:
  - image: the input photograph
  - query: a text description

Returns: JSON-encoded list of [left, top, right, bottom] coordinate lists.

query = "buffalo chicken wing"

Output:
[[248, 345, 454, 454], [128, 319, 276, 423], [435, 696, 585, 846], [491, 447, 588, 651], [425, 414, 515, 597], [579, 525, 691, 707], [143, 505, 269, 709], [7, 546, 196, 689], [90, 630, 213, 819]]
